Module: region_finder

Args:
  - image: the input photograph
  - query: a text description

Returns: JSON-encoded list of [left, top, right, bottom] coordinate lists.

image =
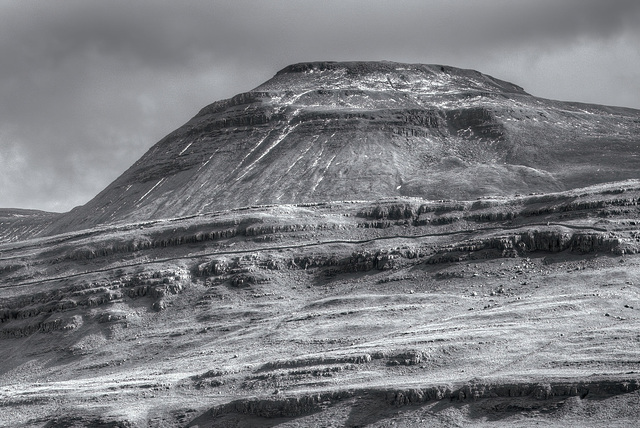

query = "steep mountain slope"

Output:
[[45, 61, 640, 234]]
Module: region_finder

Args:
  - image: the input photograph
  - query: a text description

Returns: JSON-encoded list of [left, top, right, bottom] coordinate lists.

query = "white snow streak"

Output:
[[236, 123, 300, 181], [230, 132, 272, 176], [283, 135, 320, 176], [309, 133, 334, 170], [310, 145, 325, 170], [310, 153, 337, 195], [197, 148, 220, 172], [137, 178, 165, 203], [178, 142, 193, 156]]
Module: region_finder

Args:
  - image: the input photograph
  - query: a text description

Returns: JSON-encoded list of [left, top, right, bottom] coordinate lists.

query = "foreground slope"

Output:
[[2, 181, 640, 426], [45, 61, 640, 234]]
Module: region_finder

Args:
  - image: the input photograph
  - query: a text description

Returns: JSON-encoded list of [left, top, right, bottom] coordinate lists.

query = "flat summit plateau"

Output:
[[2, 62, 640, 427]]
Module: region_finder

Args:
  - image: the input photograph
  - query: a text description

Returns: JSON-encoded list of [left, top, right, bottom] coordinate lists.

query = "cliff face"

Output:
[[46, 61, 640, 234]]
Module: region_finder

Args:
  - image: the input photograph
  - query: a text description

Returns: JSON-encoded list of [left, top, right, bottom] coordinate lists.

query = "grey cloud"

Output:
[[5, 1, 639, 73]]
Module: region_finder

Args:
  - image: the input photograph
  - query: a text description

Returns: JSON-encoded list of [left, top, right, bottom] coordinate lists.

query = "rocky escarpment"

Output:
[[189, 377, 640, 426], [0, 268, 188, 338], [12, 180, 638, 261], [2, 184, 638, 296], [41, 61, 640, 235], [3, 183, 639, 346]]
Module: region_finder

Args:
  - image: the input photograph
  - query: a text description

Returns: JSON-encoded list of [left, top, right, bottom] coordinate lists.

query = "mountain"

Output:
[[45, 61, 640, 234], [3, 62, 640, 427], [0, 208, 60, 243]]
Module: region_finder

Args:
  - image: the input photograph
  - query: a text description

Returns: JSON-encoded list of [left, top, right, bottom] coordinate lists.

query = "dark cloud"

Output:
[[1, 0, 639, 211]]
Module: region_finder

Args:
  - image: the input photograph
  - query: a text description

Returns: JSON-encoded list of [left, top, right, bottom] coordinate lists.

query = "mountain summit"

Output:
[[49, 61, 640, 233]]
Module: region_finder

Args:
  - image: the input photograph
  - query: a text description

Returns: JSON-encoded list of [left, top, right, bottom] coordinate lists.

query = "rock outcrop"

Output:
[[191, 377, 640, 425]]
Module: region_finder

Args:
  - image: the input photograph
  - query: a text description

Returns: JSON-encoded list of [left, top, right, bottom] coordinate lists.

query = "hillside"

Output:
[[0, 209, 61, 243], [43, 61, 640, 235], [2, 180, 640, 426], [2, 62, 640, 426]]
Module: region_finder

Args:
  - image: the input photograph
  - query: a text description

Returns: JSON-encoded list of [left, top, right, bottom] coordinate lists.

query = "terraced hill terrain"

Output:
[[2, 62, 640, 427]]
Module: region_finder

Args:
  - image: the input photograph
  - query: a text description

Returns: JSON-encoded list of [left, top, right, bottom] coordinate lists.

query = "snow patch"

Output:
[[236, 123, 301, 181], [136, 178, 165, 203], [197, 149, 220, 172], [178, 142, 193, 156], [310, 153, 337, 194], [284, 135, 321, 176], [234, 133, 272, 172]]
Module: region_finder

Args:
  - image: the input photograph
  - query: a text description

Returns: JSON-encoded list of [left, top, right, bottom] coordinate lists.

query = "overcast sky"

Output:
[[1, 0, 639, 212]]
